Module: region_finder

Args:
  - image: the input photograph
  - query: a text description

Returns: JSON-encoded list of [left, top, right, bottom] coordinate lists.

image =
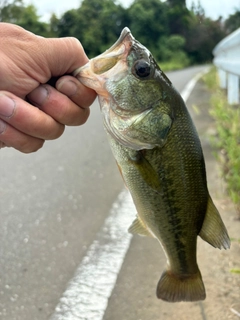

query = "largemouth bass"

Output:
[[74, 28, 230, 302]]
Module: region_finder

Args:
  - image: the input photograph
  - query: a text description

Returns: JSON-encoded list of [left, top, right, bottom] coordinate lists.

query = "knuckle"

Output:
[[68, 37, 84, 52], [33, 114, 65, 140], [62, 107, 90, 126], [46, 124, 65, 140]]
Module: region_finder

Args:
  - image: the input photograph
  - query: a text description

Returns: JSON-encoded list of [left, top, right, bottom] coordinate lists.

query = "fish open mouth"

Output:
[[74, 27, 134, 78]]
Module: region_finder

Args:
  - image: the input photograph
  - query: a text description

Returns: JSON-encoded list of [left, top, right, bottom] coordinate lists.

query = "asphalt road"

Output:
[[0, 65, 207, 320]]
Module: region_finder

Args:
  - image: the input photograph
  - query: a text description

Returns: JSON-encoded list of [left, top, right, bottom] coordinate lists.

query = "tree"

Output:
[[17, 4, 49, 36], [165, 0, 191, 35], [56, 9, 80, 38], [225, 9, 240, 34], [158, 34, 190, 68], [189, 0, 205, 18], [167, 0, 186, 8], [1, 0, 230, 66], [0, 0, 51, 37], [184, 12, 226, 63], [49, 13, 59, 36], [0, 0, 24, 22], [128, 0, 169, 60], [57, 0, 129, 57]]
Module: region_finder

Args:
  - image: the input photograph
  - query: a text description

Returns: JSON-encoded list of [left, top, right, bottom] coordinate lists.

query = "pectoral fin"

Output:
[[199, 196, 230, 249], [128, 216, 153, 237], [129, 150, 162, 194]]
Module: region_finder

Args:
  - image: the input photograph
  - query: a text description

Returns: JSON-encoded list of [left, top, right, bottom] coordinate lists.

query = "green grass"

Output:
[[159, 60, 187, 72], [230, 269, 240, 274], [230, 237, 240, 243], [202, 67, 240, 215]]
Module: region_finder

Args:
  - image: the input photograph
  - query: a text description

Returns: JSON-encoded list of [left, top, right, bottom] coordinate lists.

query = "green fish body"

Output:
[[75, 28, 230, 302]]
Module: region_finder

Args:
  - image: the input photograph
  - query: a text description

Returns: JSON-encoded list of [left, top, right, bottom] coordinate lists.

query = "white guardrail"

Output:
[[213, 27, 240, 105]]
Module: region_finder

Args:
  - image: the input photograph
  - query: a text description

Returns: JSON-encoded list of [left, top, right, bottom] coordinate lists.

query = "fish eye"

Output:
[[134, 60, 151, 78]]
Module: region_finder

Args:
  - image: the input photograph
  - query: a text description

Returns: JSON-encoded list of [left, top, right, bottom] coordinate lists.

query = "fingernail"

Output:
[[28, 85, 48, 106], [57, 80, 77, 96], [0, 119, 7, 134], [0, 95, 15, 117]]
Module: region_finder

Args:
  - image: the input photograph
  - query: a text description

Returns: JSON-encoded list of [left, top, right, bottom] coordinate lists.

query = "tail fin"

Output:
[[156, 269, 206, 302]]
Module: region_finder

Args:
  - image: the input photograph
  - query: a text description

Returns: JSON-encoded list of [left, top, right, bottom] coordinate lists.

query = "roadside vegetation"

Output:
[[203, 68, 240, 215], [1, 0, 240, 70]]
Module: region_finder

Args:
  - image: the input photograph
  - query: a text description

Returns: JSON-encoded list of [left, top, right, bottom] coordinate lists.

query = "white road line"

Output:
[[50, 190, 136, 320], [50, 68, 209, 320], [181, 67, 210, 102]]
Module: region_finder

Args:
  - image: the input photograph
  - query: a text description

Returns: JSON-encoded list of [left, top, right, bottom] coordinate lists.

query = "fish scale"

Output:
[[74, 27, 230, 302]]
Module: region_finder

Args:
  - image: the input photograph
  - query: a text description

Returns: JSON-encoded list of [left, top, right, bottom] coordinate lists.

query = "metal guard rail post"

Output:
[[213, 28, 240, 105]]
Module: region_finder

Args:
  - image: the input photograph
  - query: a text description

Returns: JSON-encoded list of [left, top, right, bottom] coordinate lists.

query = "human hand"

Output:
[[0, 23, 96, 153]]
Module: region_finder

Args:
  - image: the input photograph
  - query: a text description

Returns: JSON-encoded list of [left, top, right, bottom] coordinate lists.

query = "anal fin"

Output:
[[128, 216, 153, 237], [199, 196, 230, 249]]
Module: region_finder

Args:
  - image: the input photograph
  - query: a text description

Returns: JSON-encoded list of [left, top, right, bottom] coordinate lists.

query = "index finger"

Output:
[[56, 76, 97, 109]]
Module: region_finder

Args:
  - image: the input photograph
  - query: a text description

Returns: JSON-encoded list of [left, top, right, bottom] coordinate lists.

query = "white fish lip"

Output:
[[73, 27, 134, 78], [98, 27, 133, 59]]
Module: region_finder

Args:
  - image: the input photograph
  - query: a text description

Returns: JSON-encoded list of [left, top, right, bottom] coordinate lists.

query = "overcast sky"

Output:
[[27, 0, 240, 22]]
